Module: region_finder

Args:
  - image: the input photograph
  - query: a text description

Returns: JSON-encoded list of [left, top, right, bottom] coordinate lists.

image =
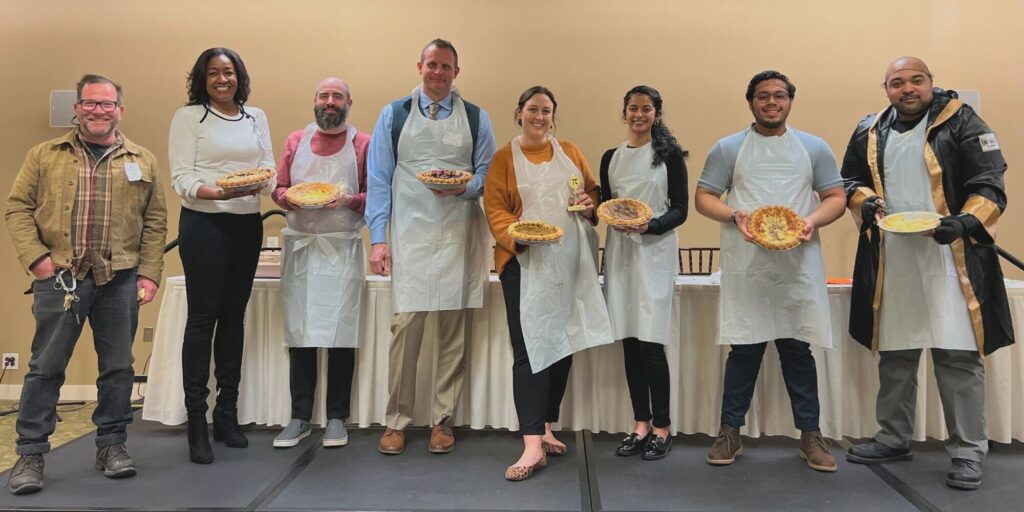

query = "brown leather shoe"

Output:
[[378, 428, 405, 455], [429, 423, 455, 453], [706, 424, 742, 465], [799, 431, 838, 472], [505, 454, 547, 481]]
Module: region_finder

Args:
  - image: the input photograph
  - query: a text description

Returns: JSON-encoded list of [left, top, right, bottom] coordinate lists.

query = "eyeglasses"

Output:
[[79, 100, 120, 112], [753, 92, 790, 102]]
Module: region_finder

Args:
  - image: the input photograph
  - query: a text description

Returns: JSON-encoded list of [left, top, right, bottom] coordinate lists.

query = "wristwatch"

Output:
[[729, 210, 738, 225]]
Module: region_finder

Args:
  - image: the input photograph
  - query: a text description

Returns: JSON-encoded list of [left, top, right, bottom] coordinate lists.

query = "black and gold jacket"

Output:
[[840, 88, 1013, 355]]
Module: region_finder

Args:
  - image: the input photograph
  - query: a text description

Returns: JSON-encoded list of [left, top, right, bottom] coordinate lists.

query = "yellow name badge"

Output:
[[567, 175, 585, 212]]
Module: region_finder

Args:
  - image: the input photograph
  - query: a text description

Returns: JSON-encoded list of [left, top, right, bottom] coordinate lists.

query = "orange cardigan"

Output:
[[483, 139, 600, 275]]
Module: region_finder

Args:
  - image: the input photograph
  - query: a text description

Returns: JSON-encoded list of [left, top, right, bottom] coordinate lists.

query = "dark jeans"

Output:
[[500, 258, 572, 436], [720, 338, 820, 432], [178, 208, 262, 417], [16, 269, 138, 455], [622, 337, 671, 428], [289, 347, 355, 421]]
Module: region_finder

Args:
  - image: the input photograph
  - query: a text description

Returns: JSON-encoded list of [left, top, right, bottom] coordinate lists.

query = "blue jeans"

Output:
[[16, 269, 138, 455], [720, 338, 820, 432]]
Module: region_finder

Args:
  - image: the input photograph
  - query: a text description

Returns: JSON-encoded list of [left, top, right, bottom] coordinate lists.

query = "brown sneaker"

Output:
[[706, 424, 742, 465], [429, 423, 455, 453], [378, 428, 405, 455], [800, 431, 837, 472]]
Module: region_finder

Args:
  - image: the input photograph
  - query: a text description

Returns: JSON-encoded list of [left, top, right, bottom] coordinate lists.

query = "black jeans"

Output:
[[289, 347, 355, 421], [622, 338, 671, 428], [178, 207, 262, 417], [720, 338, 820, 432], [500, 258, 572, 436], [16, 270, 138, 455]]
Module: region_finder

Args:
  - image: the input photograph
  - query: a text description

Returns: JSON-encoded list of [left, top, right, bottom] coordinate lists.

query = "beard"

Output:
[[78, 117, 118, 141], [315, 104, 348, 130], [894, 97, 929, 119]]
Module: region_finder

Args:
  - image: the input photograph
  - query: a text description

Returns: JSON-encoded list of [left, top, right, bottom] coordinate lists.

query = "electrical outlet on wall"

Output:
[[2, 353, 18, 370]]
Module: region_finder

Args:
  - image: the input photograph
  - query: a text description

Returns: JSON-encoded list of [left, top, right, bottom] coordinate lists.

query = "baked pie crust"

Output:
[[508, 220, 564, 244], [748, 205, 805, 251], [597, 198, 654, 227], [416, 169, 473, 186], [285, 182, 340, 207], [216, 168, 275, 189], [878, 211, 941, 234]]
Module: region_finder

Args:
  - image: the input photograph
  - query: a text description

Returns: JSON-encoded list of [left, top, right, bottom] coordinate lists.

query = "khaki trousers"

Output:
[[385, 309, 468, 430], [874, 348, 988, 461]]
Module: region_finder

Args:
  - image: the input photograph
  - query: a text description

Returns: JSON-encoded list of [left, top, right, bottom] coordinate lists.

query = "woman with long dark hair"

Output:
[[601, 85, 688, 460], [484, 86, 613, 481], [168, 47, 274, 464]]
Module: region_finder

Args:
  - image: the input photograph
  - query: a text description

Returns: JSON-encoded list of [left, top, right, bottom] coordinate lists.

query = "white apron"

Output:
[[390, 87, 489, 313], [281, 124, 365, 348], [718, 129, 831, 348], [878, 116, 976, 351], [513, 135, 614, 372], [603, 142, 679, 345]]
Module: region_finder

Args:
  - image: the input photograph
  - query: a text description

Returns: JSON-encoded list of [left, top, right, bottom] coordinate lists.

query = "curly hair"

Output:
[[622, 85, 687, 166], [185, 47, 251, 107]]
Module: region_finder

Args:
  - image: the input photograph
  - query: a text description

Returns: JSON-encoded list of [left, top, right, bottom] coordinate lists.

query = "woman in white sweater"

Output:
[[168, 47, 274, 464]]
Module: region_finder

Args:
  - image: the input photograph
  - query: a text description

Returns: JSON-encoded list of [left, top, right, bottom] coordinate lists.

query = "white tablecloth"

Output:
[[142, 275, 1024, 442]]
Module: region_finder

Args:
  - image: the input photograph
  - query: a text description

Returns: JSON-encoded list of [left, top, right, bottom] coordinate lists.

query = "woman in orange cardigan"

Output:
[[484, 86, 613, 481]]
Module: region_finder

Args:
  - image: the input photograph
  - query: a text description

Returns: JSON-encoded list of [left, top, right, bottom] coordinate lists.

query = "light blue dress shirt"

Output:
[[365, 89, 496, 244]]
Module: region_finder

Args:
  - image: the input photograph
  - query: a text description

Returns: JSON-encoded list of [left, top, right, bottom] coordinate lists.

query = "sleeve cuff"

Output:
[[961, 195, 1001, 241]]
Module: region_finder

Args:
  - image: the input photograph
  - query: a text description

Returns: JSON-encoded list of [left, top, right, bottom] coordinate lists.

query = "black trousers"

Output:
[[622, 338, 671, 428], [289, 347, 355, 421], [178, 207, 262, 417], [500, 258, 572, 436], [720, 338, 820, 432]]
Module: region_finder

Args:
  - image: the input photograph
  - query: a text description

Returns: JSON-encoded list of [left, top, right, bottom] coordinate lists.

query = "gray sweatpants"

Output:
[[874, 348, 987, 462]]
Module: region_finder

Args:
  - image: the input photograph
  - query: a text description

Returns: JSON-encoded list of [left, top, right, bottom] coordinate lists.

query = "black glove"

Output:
[[861, 196, 884, 227], [932, 214, 982, 245]]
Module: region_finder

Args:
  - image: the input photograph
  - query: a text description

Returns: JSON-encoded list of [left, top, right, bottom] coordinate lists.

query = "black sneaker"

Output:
[[946, 458, 982, 490], [8, 455, 44, 495], [642, 435, 673, 460], [846, 440, 912, 463], [615, 432, 650, 456], [95, 443, 137, 478]]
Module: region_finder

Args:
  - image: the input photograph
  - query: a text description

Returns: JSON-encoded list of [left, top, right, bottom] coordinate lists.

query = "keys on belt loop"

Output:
[[53, 269, 81, 323]]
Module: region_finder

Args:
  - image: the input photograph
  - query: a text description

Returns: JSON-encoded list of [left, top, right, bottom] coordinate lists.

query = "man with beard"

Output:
[[270, 77, 369, 448], [6, 74, 167, 495], [843, 57, 1012, 490], [694, 70, 846, 472], [366, 38, 495, 455]]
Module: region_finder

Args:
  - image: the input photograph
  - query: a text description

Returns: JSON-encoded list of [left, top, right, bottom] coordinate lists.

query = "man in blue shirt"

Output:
[[366, 38, 496, 456]]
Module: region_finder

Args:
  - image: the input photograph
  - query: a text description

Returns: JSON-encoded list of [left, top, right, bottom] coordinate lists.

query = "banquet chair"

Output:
[[679, 247, 719, 275]]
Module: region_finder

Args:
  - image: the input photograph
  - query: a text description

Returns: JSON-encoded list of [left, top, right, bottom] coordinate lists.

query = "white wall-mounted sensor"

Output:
[[50, 90, 77, 128]]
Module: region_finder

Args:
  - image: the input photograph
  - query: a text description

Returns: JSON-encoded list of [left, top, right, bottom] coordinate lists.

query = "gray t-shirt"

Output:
[[697, 127, 842, 195]]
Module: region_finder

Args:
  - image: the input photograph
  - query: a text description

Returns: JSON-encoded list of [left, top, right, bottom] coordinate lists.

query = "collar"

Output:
[[418, 89, 454, 111], [51, 128, 143, 156]]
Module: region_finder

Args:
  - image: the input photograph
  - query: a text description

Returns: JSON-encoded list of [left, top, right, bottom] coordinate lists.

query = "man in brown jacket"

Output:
[[5, 74, 166, 495]]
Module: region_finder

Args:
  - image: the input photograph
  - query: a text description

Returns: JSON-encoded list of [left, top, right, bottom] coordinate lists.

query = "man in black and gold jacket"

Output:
[[840, 56, 1012, 491]]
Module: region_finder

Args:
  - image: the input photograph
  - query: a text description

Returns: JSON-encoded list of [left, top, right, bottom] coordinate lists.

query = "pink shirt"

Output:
[[272, 127, 370, 214]]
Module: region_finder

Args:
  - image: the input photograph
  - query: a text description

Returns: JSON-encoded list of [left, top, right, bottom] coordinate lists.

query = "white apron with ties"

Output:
[[281, 123, 365, 348], [513, 135, 614, 372], [603, 142, 679, 345], [390, 87, 489, 313], [718, 128, 831, 348], [878, 115, 976, 351]]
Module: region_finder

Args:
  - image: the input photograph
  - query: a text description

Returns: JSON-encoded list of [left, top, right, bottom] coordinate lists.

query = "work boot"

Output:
[[273, 419, 311, 448], [706, 424, 742, 465], [846, 439, 912, 464], [95, 443, 137, 478], [799, 431, 837, 472], [946, 458, 982, 490], [8, 455, 44, 495]]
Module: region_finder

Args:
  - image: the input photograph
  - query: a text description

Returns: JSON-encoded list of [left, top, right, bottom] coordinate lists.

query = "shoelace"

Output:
[[16, 456, 43, 473]]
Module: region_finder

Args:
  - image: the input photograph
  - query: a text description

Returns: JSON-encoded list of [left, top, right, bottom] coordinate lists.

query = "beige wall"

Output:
[[1, 0, 1021, 386]]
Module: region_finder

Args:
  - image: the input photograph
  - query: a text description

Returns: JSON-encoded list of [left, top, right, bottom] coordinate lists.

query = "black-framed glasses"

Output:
[[752, 92, 790, 103], [79, 100, 120, 112]]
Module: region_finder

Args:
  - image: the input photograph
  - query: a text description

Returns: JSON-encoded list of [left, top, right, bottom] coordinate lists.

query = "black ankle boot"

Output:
[[212, 408, 248, 448], [187, 416, 214, 464]]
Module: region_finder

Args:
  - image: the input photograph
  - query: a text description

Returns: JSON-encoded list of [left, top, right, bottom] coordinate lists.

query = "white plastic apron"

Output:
[[390, 87, 489, 313], [513, 135, 614, 372], [281, 124, 365, 348], [718, 129, 831, 348], [878, 116, 976, 351], [603, 142, 679, 344]]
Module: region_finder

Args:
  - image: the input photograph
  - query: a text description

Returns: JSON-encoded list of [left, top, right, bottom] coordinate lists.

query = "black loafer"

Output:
[[616, 432, 650, 456], [642, 435, 673, 460]]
